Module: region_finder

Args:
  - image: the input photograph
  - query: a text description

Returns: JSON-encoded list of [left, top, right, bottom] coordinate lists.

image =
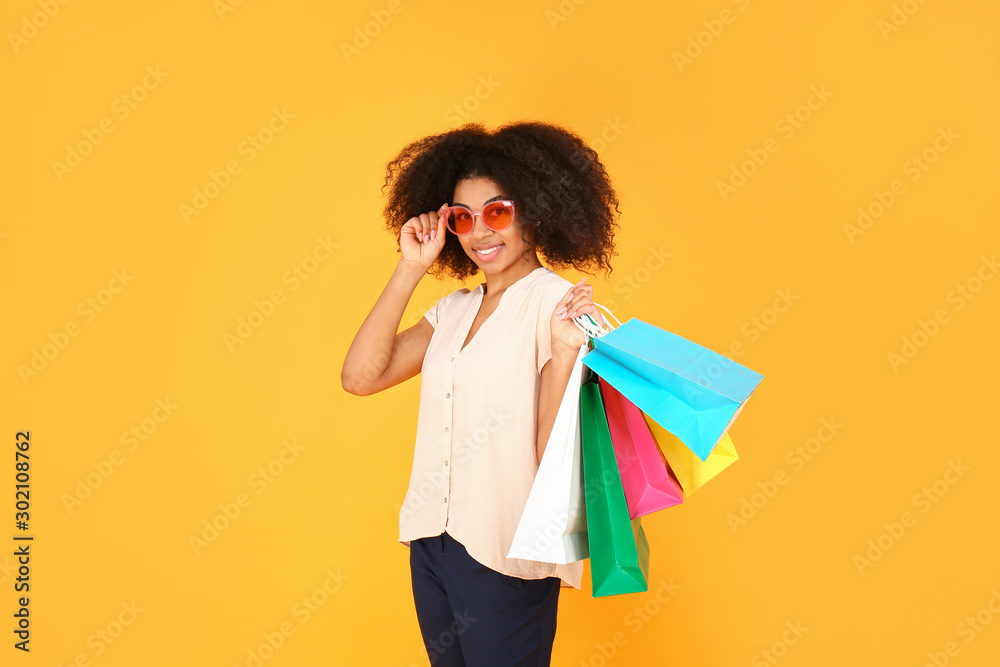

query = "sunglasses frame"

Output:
[[443, 199, 517, 236]]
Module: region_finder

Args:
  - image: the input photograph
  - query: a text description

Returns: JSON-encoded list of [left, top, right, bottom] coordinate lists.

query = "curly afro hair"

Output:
[[382, 120, 620, 281]]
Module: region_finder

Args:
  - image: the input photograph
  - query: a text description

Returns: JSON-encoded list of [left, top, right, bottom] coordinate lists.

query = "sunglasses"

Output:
[[442, 200, 517, 236]]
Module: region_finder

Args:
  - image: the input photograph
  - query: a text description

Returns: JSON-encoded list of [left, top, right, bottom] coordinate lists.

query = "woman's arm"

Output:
[[341, 206, 447, 396], [341, 262, 433, 395], [536, 279, 598, 463]]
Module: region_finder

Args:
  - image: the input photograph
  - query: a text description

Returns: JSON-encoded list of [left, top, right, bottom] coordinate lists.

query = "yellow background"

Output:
[[2, 0, 998, 665]]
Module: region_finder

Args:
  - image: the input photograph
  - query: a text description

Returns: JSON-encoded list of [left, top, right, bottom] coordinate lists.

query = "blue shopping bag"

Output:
[[581, 318, 763, 461]]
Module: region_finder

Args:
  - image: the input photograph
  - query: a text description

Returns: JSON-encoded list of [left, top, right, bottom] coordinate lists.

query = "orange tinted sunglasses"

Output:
[[442, 200, 516, 236]]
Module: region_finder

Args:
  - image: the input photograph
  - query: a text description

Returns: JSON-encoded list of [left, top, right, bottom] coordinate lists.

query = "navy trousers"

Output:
[[409, 531, 561, 666]]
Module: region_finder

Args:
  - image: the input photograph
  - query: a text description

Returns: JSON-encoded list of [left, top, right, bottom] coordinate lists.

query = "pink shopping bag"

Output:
[[599, 377, 683, 519]]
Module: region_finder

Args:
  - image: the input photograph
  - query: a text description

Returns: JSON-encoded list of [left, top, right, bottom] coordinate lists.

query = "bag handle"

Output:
[[572, 314, 607, 340], [571, 302, 622, 341], [592, 302, 622, 328]]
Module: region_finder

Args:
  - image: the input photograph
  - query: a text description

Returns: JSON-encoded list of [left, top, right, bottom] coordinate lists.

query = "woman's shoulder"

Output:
[[434, 285, 476, 311], [424, 284, 475, 328], [526, 267, 573, 294], [521, 267, 573, 314]]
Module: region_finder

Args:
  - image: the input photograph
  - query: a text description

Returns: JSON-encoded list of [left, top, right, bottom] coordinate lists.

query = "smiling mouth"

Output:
[[474, 244, 504, 257]]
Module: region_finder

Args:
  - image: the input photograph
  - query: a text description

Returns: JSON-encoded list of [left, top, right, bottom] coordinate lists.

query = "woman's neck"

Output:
[[482, 253, 544, 296]]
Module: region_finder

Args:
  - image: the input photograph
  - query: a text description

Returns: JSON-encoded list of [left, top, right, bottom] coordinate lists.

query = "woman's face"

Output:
[[451, 177, 535, 278]]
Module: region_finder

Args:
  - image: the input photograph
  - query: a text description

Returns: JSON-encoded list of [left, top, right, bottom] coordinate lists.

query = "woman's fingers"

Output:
[[561, 278, 588, 303], [410, 209, 441, 244], [565, 285, 593, 310], [407, 217, 423, 239], [555, 279, 586, 317], [398, 207, 449, 269], [433, 204, 448, 241], [417, 204, 450, 243], [417, 213, 431, 243], [557, 280, 595, 320], [563, 300, 597, 320]]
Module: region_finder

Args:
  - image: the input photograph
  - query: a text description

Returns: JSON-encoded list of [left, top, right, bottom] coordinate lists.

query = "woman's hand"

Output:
[[399, 203, 449, 270], [550, 278, 598, 354]]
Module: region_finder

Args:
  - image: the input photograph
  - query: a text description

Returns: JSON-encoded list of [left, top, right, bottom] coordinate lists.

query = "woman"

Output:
[[342, 120, 619, 666]]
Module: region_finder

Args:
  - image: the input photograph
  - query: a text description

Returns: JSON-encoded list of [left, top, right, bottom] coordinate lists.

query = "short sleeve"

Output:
[[423, 287, 471, 329], [535, 281, 571, 375]]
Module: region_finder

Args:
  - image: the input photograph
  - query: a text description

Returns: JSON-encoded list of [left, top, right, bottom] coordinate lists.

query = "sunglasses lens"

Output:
[[449, 208, 474, 235], [483, 202, 514, 230]]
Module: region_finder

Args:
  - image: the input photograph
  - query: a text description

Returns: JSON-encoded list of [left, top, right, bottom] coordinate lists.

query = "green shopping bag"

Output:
[[580, 378, 650, 597]]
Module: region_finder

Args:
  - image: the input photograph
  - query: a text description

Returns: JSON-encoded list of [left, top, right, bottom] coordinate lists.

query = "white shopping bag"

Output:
[[508, 344, 589, 564]]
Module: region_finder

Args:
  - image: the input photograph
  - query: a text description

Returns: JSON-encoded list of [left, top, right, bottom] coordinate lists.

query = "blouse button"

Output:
[[443, 497, 448, 503], [445, 393, 451, 399], [444, 460, 449, 466], [444, 427, 449, 433]]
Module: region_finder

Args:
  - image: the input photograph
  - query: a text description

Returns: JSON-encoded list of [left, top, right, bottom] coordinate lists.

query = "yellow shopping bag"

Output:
[[644, 414, 739, 496]]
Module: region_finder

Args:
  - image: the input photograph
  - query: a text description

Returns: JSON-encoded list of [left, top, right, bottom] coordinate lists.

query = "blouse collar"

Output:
[[478, 266, 548, 296]]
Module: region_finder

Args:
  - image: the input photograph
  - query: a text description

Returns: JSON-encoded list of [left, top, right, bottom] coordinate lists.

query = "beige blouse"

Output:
[[398, 267, 584, 589]]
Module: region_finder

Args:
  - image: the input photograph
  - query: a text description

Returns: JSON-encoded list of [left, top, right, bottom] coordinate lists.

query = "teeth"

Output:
[[477, 245, 501, 255]]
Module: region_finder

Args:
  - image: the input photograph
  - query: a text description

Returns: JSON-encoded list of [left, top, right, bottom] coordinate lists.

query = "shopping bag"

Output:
[[580, 379, 649, 597], [582, 318, 763, 461], [645, 414, 739, 496], [599, 377, 683, 518], [508, 345, 589, 564]]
